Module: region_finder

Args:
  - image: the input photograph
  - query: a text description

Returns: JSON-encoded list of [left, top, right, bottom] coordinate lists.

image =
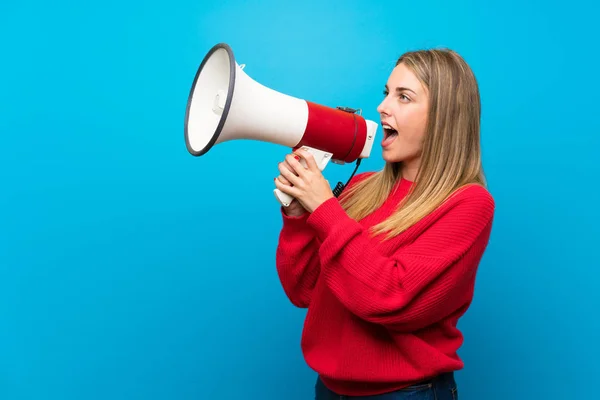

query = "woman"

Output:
[[273, 48, 495, 399]]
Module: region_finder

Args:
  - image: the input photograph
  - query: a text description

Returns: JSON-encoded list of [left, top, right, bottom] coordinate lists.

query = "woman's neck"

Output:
[[400, 161, 419, 182]]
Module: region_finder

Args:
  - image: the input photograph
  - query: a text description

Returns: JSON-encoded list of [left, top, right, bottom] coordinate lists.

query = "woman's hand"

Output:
[[274, 155, 308, 217], [274, 148, 334, 213]]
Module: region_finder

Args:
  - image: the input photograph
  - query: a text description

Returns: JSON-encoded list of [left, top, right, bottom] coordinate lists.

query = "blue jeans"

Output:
[[315, 372, 458, 399]]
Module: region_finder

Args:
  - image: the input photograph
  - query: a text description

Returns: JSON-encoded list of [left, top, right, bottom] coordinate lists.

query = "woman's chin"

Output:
[[382, 149, 402, 164]]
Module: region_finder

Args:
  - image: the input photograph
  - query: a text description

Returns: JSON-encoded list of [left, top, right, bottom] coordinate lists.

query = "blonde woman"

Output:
[[274, 48, 495, 399]]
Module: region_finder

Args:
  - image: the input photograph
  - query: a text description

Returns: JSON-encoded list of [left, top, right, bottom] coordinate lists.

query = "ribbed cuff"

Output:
[[306, 197, 349, 240], [280, 206, 309, 226]]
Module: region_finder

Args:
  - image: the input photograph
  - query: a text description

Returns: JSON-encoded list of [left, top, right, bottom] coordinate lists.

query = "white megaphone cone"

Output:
[[184, 43, 378, 207]]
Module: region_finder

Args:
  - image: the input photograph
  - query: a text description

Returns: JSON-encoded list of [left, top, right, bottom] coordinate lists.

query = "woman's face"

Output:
[[377, 63, 429, 177]]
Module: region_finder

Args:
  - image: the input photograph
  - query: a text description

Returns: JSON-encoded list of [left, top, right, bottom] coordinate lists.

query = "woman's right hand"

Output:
[[282, 197, 307, 216], [276, 157, 308, 217]]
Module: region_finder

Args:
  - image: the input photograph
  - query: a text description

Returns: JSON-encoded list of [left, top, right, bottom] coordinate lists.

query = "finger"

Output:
[[275, 175, 291, 186], [275, 158, 296, 185], [274, 176, 299, 196], [278, 161, 301, 186], [283, 158, 300, 179], [277, 155, 302, 185], [285, 153, 307, 177], [275, 165, 292, 184], [295, 148, 319, 172]]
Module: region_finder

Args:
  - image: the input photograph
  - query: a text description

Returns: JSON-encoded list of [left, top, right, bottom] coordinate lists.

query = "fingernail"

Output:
[[294, 156, 300, 160]]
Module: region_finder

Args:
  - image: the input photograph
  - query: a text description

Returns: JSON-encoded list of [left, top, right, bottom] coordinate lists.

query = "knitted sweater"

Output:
[[275, 172, 495, 396]]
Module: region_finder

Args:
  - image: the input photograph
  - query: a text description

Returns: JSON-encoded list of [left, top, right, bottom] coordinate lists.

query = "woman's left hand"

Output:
[[274, 148, 334, 213]]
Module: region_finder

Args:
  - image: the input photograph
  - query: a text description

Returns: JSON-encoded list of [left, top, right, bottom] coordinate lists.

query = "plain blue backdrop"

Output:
[[1, 0, 599, 399]]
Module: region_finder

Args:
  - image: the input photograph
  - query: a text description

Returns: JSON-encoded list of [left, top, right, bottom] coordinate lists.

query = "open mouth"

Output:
[[382, 124, 398, 147]]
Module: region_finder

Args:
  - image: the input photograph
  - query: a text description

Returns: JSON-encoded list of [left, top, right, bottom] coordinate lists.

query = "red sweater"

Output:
[[275, 172, 495, 396]]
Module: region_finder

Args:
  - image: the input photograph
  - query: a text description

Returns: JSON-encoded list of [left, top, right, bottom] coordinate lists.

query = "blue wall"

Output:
[[1, 0, 598, 399]]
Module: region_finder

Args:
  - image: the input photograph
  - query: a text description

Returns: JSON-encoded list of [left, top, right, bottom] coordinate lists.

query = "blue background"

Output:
[[1, 0, 599, 399]]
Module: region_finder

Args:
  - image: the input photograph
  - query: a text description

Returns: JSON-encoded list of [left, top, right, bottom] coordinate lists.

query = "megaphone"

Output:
[[184, 43, 378, 207]]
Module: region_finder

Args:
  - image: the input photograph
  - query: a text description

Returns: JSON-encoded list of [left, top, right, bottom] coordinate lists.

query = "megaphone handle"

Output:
[[274, 188, 296, 208], [274, 146, 333, 207]]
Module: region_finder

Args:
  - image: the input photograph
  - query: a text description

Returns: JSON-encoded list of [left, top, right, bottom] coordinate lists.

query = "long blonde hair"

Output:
[[340, 48, 486, 239]]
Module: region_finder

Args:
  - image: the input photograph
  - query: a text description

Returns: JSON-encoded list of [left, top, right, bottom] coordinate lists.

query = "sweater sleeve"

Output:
[[275, 209, 321, 308], [274, 172, 374, 308], [305, 184, 495, 330]]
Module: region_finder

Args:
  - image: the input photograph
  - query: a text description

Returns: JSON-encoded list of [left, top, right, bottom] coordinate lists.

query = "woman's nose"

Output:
[[377, 99, 388, 115]]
